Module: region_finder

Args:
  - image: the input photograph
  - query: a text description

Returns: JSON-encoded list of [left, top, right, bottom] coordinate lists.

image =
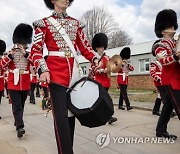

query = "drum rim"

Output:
[[67, 77, 101, 93]]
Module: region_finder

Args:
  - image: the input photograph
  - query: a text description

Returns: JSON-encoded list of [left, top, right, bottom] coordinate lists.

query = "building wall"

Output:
[[79, 42, 157, 90], [130, 53, 155, 75], [110, 74, 155, 90]]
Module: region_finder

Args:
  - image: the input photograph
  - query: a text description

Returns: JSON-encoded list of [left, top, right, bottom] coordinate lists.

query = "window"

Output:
[[81, 66, 87, 75], [139, 58, 150, 72]]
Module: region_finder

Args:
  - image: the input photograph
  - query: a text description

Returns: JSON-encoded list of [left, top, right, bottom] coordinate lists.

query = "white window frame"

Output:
[[81, 66, 87, 75], [139, 58, 150, 73]]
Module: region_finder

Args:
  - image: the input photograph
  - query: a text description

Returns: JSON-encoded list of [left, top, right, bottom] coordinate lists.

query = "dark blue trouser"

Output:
[[118, 84, 130, 107], [156, 86, 174, 133], [49, 83, 74, 154], [30, 83, 36, 102], [9, 90, 28, 130]]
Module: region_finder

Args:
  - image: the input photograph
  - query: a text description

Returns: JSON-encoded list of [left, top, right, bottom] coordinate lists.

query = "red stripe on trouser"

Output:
[[51, 98, 62, 154]]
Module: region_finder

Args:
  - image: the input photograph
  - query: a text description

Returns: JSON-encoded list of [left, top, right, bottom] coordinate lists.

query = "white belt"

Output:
[[9, 69, 29, 85], [118, 73, 128, 81], [48, 51, 73, 58], [9, 70, 29, 74], [118, 73, 128, 76]]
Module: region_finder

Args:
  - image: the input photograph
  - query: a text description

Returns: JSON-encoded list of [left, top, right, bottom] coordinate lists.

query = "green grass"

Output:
[[109, 87, 157, 102]]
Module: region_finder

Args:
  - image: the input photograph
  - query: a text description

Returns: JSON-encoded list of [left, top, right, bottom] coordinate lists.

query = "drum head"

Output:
[[70, 79, 99, 109]]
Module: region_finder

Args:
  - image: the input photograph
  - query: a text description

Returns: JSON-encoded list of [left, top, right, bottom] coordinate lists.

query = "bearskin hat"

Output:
[[13, 23, 33, 44], [43, 0, 74, 10], [0, 39, 6, 56], [120, 47, 131, 59], [92, 33, 108, 51], [155, 9, 178, 38]]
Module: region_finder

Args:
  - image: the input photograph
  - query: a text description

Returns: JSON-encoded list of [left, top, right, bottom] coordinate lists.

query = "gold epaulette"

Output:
[[33, 19, 46, 28], [79, 22, 85, 29]]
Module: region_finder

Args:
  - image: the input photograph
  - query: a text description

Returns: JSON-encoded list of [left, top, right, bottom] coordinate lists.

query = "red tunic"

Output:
[[94, 55, 110, 88], [152, 39, 180, 90], [0, 52, 32, 91], [117, 62, 134, 85], [30, 12, 96, 87], [150, 60, 162, 87], [0, 58, 5, 91], [41, 81, 48, 88]]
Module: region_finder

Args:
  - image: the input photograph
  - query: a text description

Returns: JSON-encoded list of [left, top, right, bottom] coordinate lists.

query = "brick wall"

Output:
[[110, 75, 156, 90]]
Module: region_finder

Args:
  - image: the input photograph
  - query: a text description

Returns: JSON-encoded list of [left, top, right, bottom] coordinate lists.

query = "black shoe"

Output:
[[152, 111, 160, 116], [30, 100, 35, 104], [0, 116, 1, 119], [127, 106, 133, 111], [36, 94, 40, 97], [156, 132, 177, 140], [108, 117, 117, 124], [171, 112, 177, 118], [118, 106, 125, 110], [17, 128, 25, 138]]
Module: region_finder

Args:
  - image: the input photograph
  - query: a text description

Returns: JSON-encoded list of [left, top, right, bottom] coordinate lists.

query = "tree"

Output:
[[80, 7, 132, 48], [108, 30, 132, 49], [80, 7, 119, 44]]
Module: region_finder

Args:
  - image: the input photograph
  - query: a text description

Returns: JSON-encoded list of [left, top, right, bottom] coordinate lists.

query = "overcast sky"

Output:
[[0, 0, 180, 50]]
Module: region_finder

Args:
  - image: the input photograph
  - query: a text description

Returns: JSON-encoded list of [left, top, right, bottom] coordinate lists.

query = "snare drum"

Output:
[[67, 77, 114, 128]]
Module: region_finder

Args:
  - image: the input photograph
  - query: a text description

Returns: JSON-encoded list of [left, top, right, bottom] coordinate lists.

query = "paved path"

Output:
[[0, 96, 179, 154]]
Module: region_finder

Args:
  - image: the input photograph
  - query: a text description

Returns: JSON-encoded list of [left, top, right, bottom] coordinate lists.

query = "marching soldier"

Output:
[[150, 60, 162, 116], [92, 33, 117, 124], [117, 47, 134, 110], [0, 23, 33, 138], [152, 9, 180, 139], [0, 39, 6, 119], [29, 65, 38, 104], [40, 81, 49, 98], [29, 0, 101, 153]]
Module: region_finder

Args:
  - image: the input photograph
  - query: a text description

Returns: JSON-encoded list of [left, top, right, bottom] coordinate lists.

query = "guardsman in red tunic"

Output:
[[0, 23, 33, 138], [92, 33, 117, 125], [29, 1, 101, 153], [0, 39, 6, 119], [152, 9, 180, 139], [117, 47, 134, 110], [150, 60, 162, 116], [29, 65, 38, 104], [4, 67, 9, 99]]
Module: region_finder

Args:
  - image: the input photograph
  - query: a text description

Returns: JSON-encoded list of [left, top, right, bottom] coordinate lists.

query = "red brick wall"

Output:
[[110, 75, 156, 90]]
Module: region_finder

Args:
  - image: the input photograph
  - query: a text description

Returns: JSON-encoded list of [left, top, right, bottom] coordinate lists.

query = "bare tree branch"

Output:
[[80, 6, 132, 48]]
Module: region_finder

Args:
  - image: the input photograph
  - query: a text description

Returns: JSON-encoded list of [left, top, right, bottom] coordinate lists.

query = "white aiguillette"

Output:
[[13, 68, 19, 85]]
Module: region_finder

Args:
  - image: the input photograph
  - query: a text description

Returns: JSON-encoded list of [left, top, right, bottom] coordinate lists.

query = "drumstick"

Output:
[[81, 52, 105, 87]]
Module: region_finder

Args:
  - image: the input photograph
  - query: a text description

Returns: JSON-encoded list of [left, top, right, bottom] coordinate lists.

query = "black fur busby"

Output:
[[155, 9, 178, 38], [0, 39, 6, 56], [43, 0, 74, 10], [13, 23, 33, 44], [120, 47, 131, 59], [92, 33, 108, 51]]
